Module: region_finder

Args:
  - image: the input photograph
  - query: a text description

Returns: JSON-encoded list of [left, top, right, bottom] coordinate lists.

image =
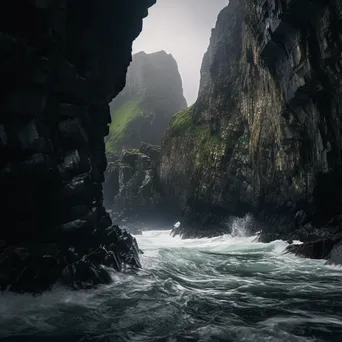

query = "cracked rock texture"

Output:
[[0, 0, 155, 293], [105, 143, 171, 232], [160, 0, 342, 246]]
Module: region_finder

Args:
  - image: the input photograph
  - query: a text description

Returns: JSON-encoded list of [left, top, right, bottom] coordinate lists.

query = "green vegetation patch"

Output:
[[168, 106, 200, 136], [125, 148, 139, 154], [106, 100, 141, 155], [195, 133, 223, 168], [164, 105, 228, 170]]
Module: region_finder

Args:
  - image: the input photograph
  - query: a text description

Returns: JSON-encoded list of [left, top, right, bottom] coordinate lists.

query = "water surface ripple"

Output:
[[1, 229, 342, 341]]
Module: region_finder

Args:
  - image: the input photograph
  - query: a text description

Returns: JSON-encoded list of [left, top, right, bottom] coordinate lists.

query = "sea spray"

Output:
[[1, 220, 342, 341]]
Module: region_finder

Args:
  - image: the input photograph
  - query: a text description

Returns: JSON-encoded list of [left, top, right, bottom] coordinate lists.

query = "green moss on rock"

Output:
[[105, 100, 140, 155], [126, 148, 139, 154], [168, 106, 213, 138], [169, 106, 194, 135], [194, 132, 224, 168]]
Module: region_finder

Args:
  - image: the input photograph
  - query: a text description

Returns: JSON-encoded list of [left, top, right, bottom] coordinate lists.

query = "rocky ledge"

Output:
[[285, 238, 342, 266], [0, 225, 141, 293]]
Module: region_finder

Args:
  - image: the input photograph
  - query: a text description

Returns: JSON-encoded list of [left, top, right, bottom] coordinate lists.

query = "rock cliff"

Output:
[[103, 51, 187, 227], [105, 50, 187, 156], [104, 143, 173, 231], [0, 0, 155, 293], [161, 0, 342, 246]]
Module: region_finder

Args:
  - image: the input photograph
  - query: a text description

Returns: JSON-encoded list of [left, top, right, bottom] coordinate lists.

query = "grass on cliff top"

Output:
[[105, 100, 140, 155], [167, 106, 225, 169], [169, 106, 220, 143], [126, 148, 139, 154], [169, 106, 208, 137]]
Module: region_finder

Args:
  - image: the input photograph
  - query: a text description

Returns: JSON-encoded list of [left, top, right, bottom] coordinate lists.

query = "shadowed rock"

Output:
[[0, 0, 155, 293], [0, 225, 141, 293], [285, 239, 340, 261], [326, 241, 342, 266]]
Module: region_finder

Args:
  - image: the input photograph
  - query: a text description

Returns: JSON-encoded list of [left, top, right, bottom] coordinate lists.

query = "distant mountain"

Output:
[[105, 50, 187, 156]]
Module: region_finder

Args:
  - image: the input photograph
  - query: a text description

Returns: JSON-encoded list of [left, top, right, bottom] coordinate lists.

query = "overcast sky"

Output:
[[133, 0, 229, 105]]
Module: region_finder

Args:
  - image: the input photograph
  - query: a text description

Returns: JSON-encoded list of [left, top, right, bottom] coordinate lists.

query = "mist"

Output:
[[133, 0, 229, 105]]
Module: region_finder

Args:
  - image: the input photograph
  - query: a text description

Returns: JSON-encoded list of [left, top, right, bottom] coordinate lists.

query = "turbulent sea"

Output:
[[1, 218, 342, 342]]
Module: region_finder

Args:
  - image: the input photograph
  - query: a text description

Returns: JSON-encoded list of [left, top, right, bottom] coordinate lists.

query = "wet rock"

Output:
[[258, 232, 284, 243], [0, 244, 62, 293], [326, 241, 342, 266], [61, 260, 112, 290], [285, 239, 339, 260], [0, 224, 142, 293]]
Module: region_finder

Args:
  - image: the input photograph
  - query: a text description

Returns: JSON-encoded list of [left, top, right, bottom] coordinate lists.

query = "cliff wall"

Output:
[[161, 0, 342, 241], [0, 0, 155, 292]]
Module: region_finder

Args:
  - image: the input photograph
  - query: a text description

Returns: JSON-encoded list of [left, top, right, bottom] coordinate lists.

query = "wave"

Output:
[[1, 221, 342, 341]]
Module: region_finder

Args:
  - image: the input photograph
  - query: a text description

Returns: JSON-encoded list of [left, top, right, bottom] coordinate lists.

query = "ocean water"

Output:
[[1, 220, 342, 341]]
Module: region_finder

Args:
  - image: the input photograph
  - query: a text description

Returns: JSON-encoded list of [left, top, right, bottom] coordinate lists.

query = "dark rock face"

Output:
[[326, 240, 342, 265], [105, 50, 187, 156], [0, 226, 141, 292], [159, 0, 342, 245], [105, 143, 175, 231], [0, 0, 155, 293], [285, 239, 339, 260]]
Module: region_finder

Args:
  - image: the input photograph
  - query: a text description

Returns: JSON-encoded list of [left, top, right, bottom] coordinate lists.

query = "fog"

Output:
[[133, 0, 229, 105]]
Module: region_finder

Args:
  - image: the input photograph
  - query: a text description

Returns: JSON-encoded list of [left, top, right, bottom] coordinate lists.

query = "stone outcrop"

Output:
[[104, 143, 175, 231], [105, 50, 187, 157], [0, 0, 155, 293], [159, 0, 342, 249]]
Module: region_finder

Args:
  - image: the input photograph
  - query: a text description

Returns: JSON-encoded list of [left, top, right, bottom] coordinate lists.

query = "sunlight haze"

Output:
[[133, 0, 229, 105]]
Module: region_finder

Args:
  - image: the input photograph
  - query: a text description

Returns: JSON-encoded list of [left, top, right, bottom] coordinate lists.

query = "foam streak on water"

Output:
[[1, 228, 342, 341]]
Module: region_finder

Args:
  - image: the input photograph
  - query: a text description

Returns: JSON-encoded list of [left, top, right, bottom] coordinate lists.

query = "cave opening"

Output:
[[1, 1, 342, 341]]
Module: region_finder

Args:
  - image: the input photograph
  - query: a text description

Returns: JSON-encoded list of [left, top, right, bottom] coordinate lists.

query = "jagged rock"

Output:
[[0, 0, 156, 293], [285, 239, 339, 260], [326, 241, 342, 266], [61, 260, 112, 290], [107, 149, 165, 226], [140, 142, 161, 168], [159, 0, 342, 240], [0, 224, 141, 293]]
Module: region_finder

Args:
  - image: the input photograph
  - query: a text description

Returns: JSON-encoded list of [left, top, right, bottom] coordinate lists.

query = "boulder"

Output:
[[326, 241, 342, 266], [285, 239, 339, 260], [0, 243, 62, 293], [0, 224, 142, 293]]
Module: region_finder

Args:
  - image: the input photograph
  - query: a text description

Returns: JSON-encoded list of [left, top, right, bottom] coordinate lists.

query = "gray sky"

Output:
[[133, 0, 229, 105]]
